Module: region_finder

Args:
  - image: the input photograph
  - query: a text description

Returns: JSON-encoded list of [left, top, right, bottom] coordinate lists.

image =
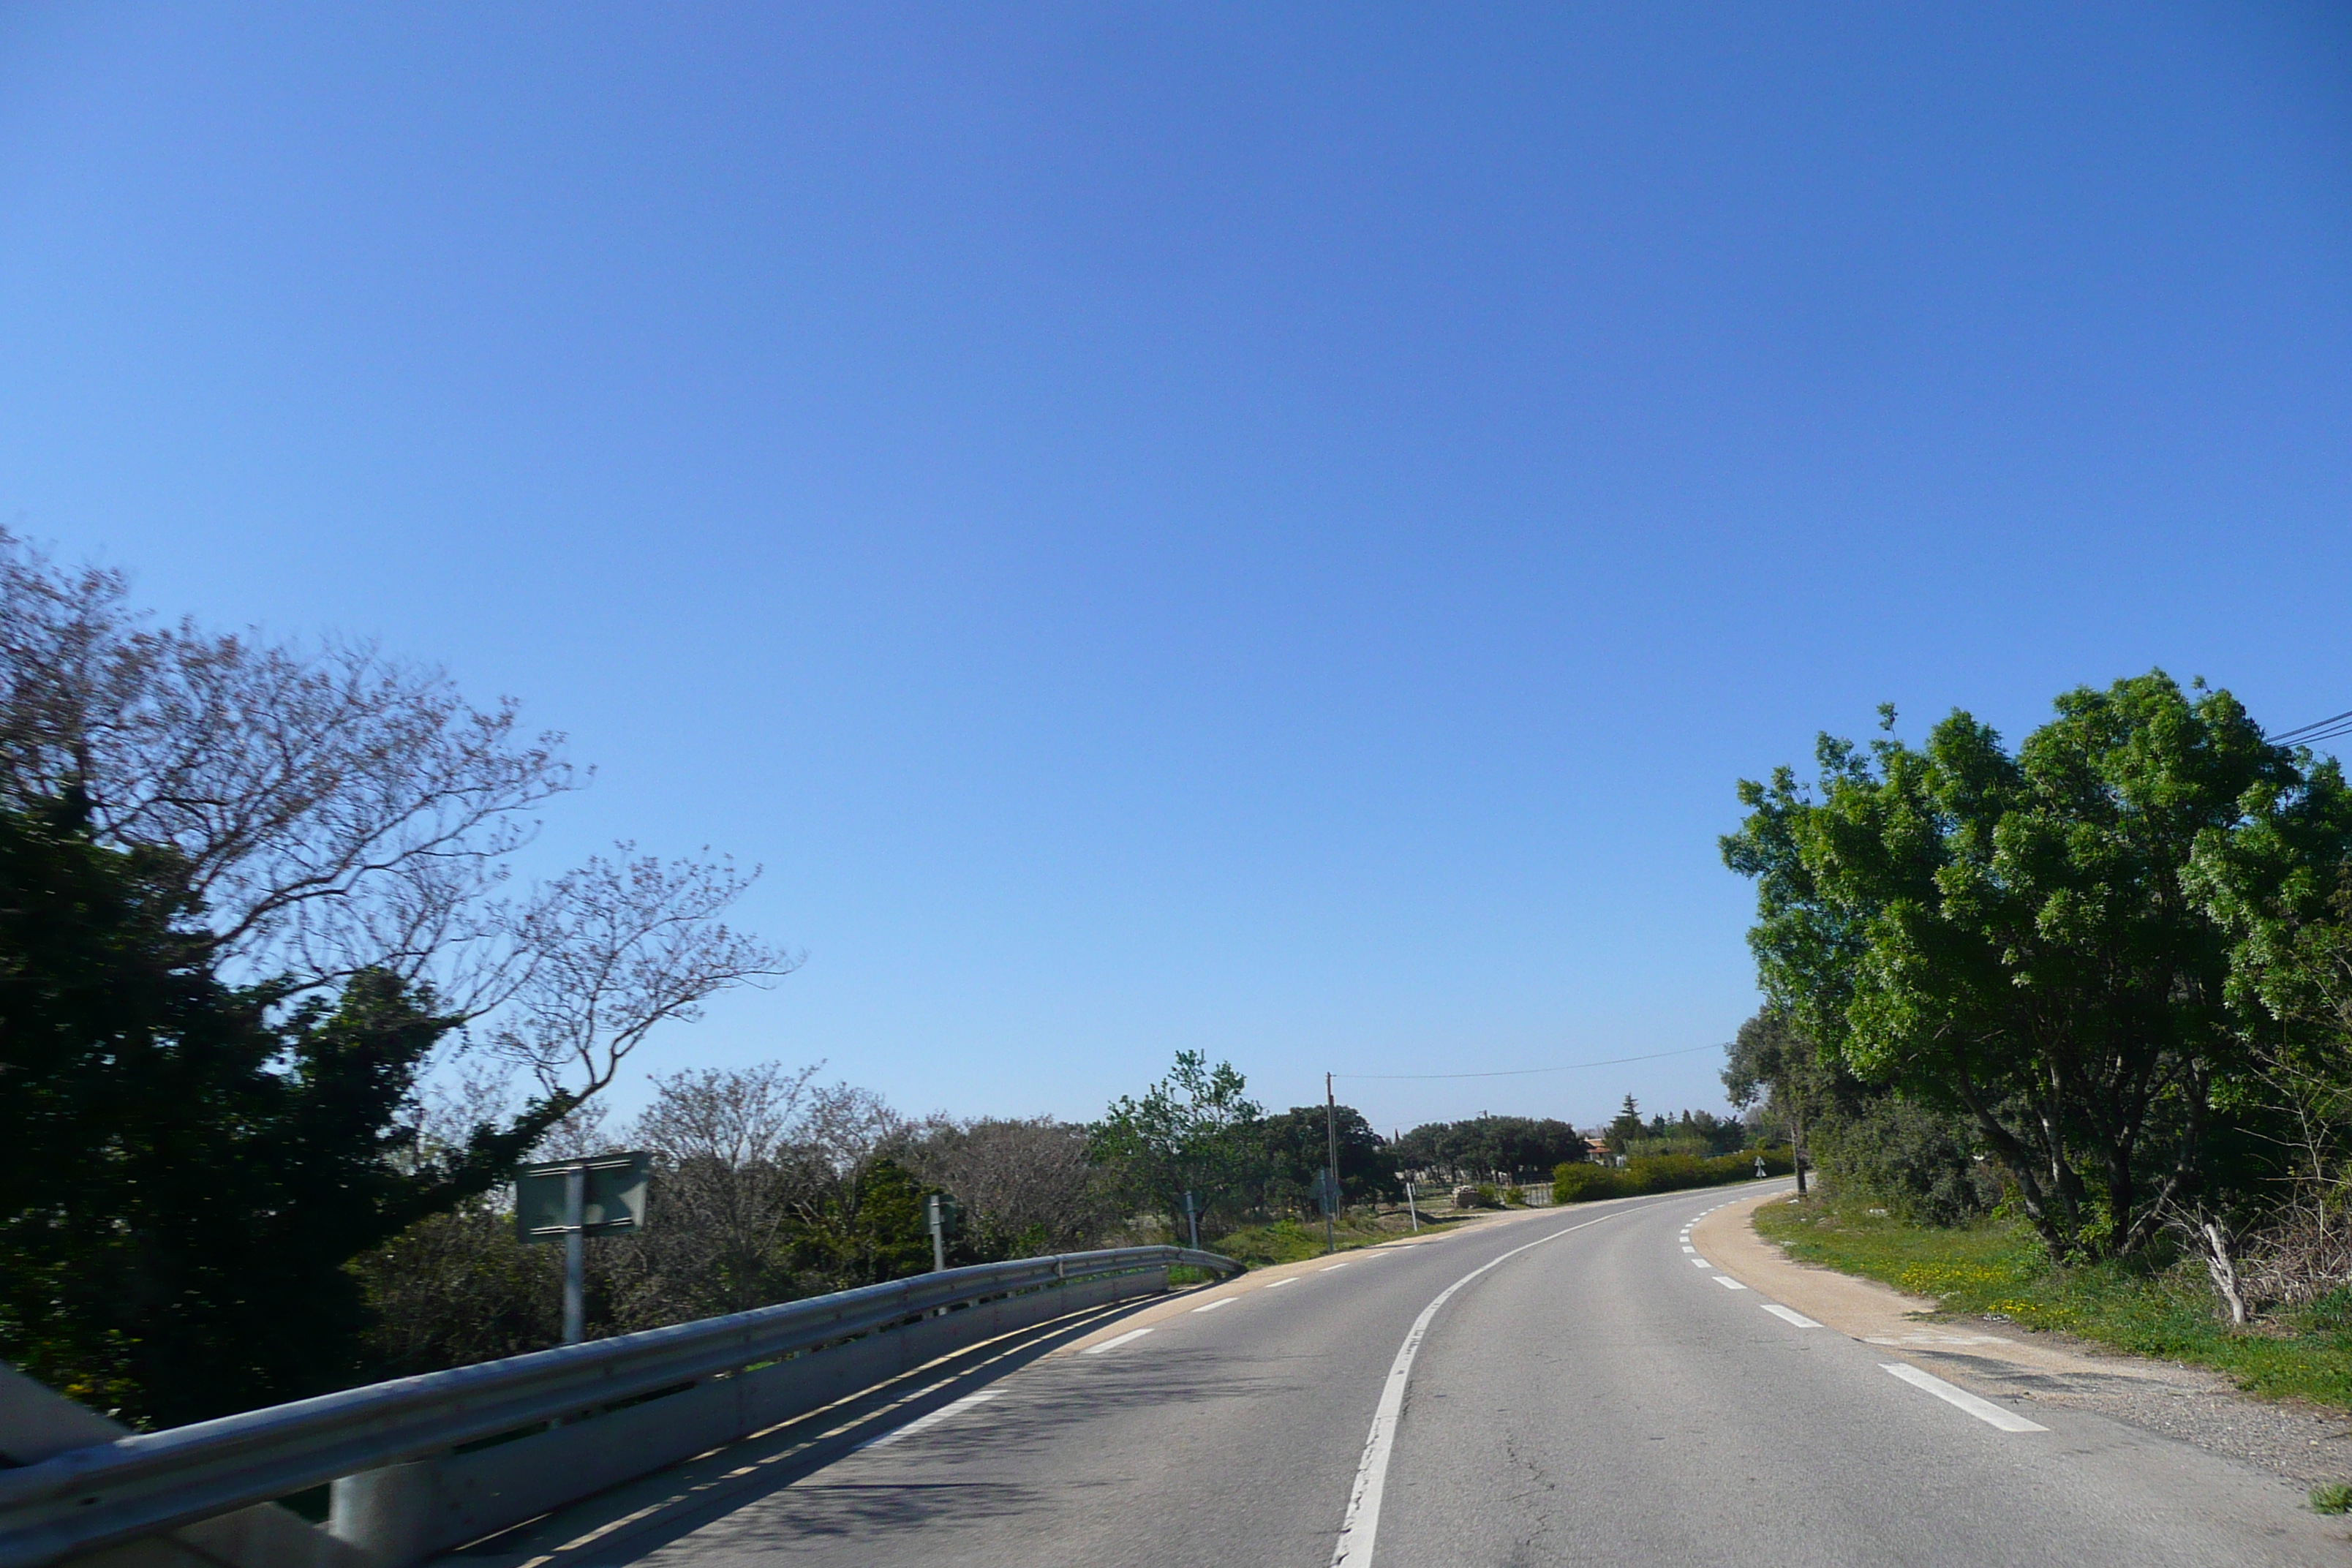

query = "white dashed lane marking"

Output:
[[1083, 1327, 1154, 1354], [1265, 1278, 1298, 1289], [1689, 1257, 1713, 1268], [1760, 1304, 1820, 1328], [1714, 1275, 1748, 1291], [1191, 1297, 1235, 1313]]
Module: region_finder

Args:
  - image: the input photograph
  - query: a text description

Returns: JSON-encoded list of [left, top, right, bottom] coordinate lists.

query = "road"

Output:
[[467, 1183, 2347, 1568]]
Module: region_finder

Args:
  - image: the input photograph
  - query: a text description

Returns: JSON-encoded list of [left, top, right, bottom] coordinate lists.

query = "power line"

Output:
[[1334, 1041, 1723, 1081], [2274, 708, 2352, 747]]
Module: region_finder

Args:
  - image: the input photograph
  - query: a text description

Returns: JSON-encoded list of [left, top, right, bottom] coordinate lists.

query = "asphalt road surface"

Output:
[[474, 1183, 2347, 1568]]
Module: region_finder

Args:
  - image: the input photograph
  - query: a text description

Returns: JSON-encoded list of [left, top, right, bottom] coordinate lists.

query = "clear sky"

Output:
[[4, 4, 2349, 1136]]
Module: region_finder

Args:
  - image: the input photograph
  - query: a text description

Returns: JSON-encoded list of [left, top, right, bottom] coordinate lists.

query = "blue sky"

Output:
[[4, 3, 2349, 1135]]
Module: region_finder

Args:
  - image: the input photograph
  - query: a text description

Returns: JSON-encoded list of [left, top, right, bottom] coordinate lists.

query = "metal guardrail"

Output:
[[0, 1244, 1238, 1568]]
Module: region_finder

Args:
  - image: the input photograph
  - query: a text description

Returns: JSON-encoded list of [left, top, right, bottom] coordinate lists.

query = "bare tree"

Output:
[[0, 529, 793, 1106], [899, 1116, 1117, 1256], [493, 850, 794, 1098], [0, 532, 574, 1000], [606, 1066, 907, 1325]]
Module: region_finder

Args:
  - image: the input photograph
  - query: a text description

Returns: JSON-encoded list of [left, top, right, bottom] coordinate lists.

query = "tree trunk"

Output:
[[2199, 1221, 2247, 1327]]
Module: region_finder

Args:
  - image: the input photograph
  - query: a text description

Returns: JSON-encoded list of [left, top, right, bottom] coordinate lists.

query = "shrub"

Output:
[[1472, 1183, 1501, 1209], [1550, 1149, 1790, 1204], [1550, 1163, 1629, 1202], [1502, 1185, 1527, 1207], [1809, 1098, 1994, 1227]]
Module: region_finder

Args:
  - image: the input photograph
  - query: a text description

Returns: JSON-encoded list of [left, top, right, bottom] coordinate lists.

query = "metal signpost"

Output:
[[516, 1153, 652, 1343], [924, 1194, 962, 1272], [1181, 1190, 1199, 1251], [1404, 1178, 1420, 1232]]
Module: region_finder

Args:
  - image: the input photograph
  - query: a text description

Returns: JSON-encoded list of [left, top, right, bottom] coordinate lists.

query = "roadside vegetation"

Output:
[[1720, 673, 2352, 1421], [1754, 1194, 2352, 1411], [1553, 1147, 1793, 1203], [1213, 1210, 1463, 1269]]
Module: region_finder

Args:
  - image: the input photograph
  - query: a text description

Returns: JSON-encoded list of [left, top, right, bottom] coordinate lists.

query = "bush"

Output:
[[1551, 1163, 1627, 1202], [1550, 1148, 1790, 1204], [1809, 1098, 1995, 1227], [1502, 1185, 1527, 1207], [1472, 1183, 1501, 1209]]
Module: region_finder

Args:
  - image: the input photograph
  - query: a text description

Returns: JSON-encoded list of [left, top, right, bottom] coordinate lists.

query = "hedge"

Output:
[[1550, 1147, 1793, 1203]]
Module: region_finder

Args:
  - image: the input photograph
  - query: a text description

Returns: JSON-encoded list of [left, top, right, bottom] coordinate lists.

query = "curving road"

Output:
[[464, 1184, 2345, 1568]]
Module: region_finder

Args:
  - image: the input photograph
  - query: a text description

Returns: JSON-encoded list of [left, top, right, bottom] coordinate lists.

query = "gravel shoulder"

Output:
[[1697, 1187, 2352, 1490]]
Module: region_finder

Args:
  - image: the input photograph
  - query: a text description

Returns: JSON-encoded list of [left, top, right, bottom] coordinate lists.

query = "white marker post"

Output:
[[1404, 1179, 1420, 1232]]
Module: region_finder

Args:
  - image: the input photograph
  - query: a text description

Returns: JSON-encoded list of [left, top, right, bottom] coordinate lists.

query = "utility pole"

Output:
[[1324, 1071, 1341, 1256]]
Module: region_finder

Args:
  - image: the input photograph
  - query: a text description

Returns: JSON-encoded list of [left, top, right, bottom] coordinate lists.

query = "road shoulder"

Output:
[[1697, 1187, 2352, 1490]]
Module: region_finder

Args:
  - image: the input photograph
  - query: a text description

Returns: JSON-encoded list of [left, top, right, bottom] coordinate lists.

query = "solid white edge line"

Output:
[[1881, 1362, 2046, 1431], [1191, 1297, 1237, 1313], [1082, 1327, 1154, 1355], [1330, 1210, 1618, 1568], [1760, 1303, 1820, 1328]]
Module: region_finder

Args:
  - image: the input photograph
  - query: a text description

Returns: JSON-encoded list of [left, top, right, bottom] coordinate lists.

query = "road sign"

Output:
[[516, 1154, 652, 1243], [516, 1153, 652, 1346]]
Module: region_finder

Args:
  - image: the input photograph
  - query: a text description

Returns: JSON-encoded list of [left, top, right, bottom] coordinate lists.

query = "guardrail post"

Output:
[[328, 1460, 441, 1568]]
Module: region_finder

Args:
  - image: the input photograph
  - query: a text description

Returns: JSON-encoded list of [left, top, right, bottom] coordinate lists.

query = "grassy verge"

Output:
[[1211, 1210, 1466, 1269], [1754, 1194, 2352, 1410]]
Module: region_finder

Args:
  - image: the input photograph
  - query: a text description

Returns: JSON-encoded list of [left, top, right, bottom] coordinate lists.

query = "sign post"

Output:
[[516, 1153, 652, 1344], [925, 1194, 962, 1273], [1404, 1178, 1420, 1232], [1182, 1190, 1199, 1251]]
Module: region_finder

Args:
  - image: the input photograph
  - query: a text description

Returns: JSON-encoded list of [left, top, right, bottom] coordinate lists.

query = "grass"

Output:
[[2313, 1482, 2352, 1515], [1210, 1210, 1466, 1269], [1754, 1193, 2352, 1411]]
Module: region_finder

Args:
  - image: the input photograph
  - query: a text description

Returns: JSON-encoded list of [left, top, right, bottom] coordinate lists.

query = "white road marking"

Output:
[[1680, 1245, 1697, 1254], [1083, 1327, 1154, 1354], [1881, 1362, 2046, 1431], [1713, 1275, 1748, 1290], [1266, 1278, 1298, 1289], [1331, 1210, 1621, 1568], [856, 1390, 1001, 1448], [1865, 1332, 2011, 1346], [1191, 1297, 1236, 1313], [1761, 1304, 1820, 1327], [1322, 1262, 1352, 1271], [1690, 1256, 1713, 1268]]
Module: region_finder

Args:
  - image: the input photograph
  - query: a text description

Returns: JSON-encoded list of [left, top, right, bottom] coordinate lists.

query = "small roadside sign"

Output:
[[516, 1153, 652, 1243]]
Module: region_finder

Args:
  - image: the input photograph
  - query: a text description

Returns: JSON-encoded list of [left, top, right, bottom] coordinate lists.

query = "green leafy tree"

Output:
[[1259, 1106, 1399, 1213], [1088, 1051, 1264, 1237], [1722, 1008, 1828, 1194], [1723, 674, 2302, 1259], [0, 796, 568, 1425]]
